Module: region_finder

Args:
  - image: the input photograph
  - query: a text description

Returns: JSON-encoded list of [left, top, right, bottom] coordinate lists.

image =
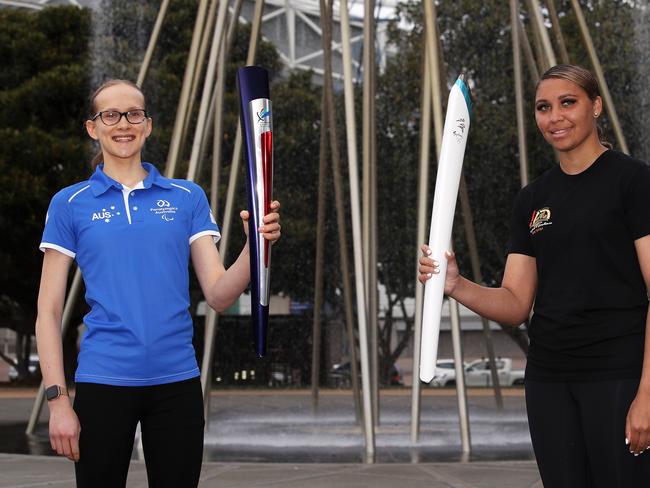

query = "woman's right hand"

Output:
[[418, 245, 460, 295], [48, 399, 81, 461]]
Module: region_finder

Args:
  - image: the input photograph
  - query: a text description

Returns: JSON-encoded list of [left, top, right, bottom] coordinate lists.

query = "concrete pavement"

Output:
[[0, 453, 542, 487]]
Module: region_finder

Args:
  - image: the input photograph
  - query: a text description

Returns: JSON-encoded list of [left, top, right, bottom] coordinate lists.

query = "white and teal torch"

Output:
[[420, 75, 472, 383]]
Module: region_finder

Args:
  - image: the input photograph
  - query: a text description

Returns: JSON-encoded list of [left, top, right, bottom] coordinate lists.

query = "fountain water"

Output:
[[87, 0, 149, 88], [200, 392, 533, 463]]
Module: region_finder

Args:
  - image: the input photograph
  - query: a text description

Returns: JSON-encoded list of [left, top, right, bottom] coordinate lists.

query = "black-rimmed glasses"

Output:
[[91, 109, 148, 126]]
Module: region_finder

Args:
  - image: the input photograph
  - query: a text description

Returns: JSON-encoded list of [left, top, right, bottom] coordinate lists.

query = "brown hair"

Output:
[[536, 64, 612, 149], [88, 79, 146, 170]]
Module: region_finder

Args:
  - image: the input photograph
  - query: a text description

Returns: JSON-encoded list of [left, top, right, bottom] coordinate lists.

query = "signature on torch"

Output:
[[452, 117, 466, 142]]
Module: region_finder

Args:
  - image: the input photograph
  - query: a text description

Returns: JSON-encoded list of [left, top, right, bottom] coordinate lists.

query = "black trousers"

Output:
[[526, 378, 650, 487], [73, 377, 204, 488]]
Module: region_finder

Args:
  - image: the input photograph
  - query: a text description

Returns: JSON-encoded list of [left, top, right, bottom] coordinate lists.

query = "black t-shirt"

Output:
[[508, 150, 650, 381]]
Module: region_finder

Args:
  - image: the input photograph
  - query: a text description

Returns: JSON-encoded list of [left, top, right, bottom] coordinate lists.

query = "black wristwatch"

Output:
[[45, 385, 69, 401]]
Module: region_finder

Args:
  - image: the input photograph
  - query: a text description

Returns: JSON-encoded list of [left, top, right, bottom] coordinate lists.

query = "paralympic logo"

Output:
[[150, 200, 177, 222], [256, 108, 271, 122]]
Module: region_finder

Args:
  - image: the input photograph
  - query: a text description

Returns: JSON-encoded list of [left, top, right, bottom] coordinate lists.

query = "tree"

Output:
[[0, 1, 322, 383], [0, 6, 91, 380], [371, 0, 644, 382], [3, 0, 645, 387]]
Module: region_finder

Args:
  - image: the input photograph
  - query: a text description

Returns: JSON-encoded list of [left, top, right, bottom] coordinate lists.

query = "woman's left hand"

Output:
[[625, 387, 650, 455], [239, 200, 281, 243]]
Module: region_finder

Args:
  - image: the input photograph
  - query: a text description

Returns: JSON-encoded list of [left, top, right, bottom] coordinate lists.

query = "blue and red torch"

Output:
[[237, 66, 273, 358]]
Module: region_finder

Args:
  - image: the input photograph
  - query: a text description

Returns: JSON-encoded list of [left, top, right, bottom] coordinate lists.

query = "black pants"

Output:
[[526, 378, 650, 487], [73, 377, 204, 488]]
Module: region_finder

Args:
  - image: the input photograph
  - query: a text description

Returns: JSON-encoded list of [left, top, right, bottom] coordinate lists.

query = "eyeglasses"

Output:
[[91, 109, 148, 126]]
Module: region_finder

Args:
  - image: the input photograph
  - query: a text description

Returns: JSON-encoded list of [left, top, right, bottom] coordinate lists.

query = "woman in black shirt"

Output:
[[419, 64, 650, 486]]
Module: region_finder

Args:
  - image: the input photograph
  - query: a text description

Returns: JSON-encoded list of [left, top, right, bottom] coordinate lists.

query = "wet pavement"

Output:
[[0, 387, 542, 487], [201, 389, 533, 464]]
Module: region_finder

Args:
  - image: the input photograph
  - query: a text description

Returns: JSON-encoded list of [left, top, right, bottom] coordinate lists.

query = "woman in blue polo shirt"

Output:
[[35, 79, 281, 487]]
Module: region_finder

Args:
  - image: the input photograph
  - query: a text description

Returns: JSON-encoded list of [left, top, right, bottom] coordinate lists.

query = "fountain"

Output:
[[3, 0, 649, 468]]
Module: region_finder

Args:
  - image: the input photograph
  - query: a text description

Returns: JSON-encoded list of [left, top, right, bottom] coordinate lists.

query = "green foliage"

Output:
[[3, 0, 646, 381], [88, 0, 194, 163], [373, 1, 530, 375], [0, 6, 91, 333], [378, 0, 644, 290], [0, 0, 298, 334], [0, 6, 90, 90], [0, 64, 90, 131], [556, 0, 643, 157], [372, 0, 645, 375], [266, 71, 322, 300], [435, 0, 527, 282]]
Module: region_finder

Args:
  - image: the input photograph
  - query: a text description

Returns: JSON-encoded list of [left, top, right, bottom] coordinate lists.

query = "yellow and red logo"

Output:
[[529, 207, 552, 235]]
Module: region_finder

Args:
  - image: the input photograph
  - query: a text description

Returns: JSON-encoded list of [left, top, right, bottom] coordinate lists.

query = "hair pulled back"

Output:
[[537, 64, 612, 149], [88, 79, 146, 170]]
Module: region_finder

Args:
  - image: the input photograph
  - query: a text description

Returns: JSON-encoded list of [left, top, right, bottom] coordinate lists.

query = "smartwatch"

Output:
[[45, 385, 69, 401]]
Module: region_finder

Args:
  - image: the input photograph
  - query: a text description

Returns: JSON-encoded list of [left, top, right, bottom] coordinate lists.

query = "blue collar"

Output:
[[89, 162, 172, 196]]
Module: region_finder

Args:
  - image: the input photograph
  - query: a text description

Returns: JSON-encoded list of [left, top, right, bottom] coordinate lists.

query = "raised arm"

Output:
[[191, 201, 281, 313], [35, 249, 80, 461], [419, 246, 537, 326]]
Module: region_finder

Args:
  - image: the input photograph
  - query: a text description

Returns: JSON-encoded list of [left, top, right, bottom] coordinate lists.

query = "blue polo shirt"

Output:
[[40, 163, 220, 386]]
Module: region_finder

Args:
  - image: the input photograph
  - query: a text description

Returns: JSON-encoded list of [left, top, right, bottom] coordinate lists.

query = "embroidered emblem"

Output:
[[529, 207, 552, 235]]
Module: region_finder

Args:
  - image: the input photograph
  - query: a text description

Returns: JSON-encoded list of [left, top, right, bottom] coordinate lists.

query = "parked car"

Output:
[[464, 358, 525, 387], [428, 357, 524, 387], [329, 362, 403, 387], [428, 359, 461, 387], [8, 354, 39, 382]]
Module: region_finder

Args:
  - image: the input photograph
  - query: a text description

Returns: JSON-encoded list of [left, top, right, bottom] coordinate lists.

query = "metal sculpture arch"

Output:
[[25, 0, 629, 462]]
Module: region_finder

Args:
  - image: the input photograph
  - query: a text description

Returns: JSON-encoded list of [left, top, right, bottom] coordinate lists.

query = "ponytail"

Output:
[[597, 125, 613, 150], [91, 151, 103, 170]]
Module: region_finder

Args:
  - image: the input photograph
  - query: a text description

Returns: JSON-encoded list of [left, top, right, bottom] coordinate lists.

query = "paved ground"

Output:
[[0, 453, 542, 487], [0, 388, 542, 487]]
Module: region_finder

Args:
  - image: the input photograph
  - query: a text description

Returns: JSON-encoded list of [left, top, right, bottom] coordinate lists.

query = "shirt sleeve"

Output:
[[189, 187, 221, 245], [623, 163, 650, 241], [39, 191, 77, 258], [506, 187, 535, 257]]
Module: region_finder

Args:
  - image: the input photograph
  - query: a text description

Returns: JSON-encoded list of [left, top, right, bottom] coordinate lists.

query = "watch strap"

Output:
[[45, 385, 69, 401]]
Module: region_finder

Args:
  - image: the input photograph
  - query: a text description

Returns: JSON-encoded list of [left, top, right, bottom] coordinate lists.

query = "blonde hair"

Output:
[[537, 64, 612, 149], [88, 79, 146, 170]]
